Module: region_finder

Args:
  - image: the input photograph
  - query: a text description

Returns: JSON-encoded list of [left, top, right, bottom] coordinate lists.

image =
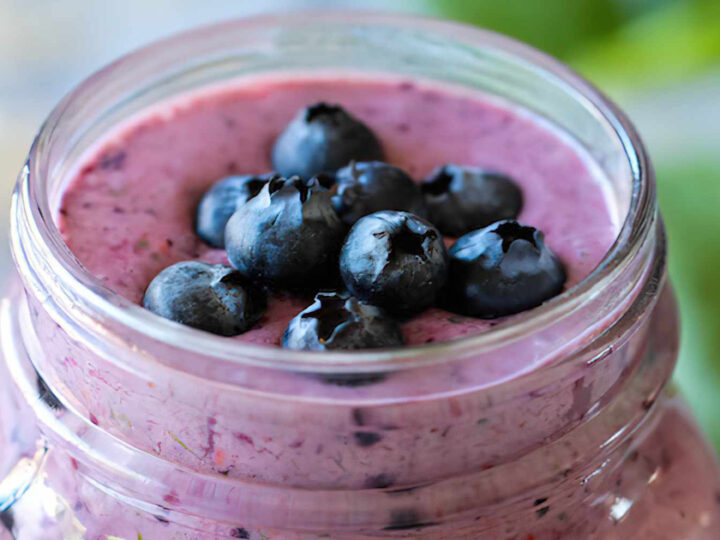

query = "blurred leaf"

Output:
[[657, 158, 720, 450], [428, 0, 626, 57], [571, 0, 720, 90]]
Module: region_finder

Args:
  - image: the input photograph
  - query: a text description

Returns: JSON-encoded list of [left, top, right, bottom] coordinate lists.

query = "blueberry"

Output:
[[225, 177, 346, 288], [283, 292, 404, 351], [340, 211, 448, 316], [196, 173, 276, 248], [332, 161, 427, 226], [143, 261, 266, 336], [443, 220, 566, 318], [421, 164, 522, 237], [272, 102, 383, 178]]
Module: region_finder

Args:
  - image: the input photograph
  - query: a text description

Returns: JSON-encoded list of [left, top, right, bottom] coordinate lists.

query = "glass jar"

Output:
[[1, 12, 719, 540]]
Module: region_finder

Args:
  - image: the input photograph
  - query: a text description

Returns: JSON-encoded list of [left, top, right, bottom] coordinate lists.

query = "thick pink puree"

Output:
[[44, 74, 631, 492], [58, 76, 618, 348], [15, 76, 716, 538]]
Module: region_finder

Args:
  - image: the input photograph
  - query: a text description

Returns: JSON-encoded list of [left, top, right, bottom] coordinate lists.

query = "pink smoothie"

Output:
[[49, 73, 628, 484], [58, 76, 618, 348], [33, 75, 710, 540]]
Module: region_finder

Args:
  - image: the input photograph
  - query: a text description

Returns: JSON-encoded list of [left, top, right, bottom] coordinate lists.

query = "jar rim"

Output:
[[14, 11, 655, 374]]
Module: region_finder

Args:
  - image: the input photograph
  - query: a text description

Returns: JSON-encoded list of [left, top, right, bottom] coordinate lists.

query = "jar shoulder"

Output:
[[596, 397, 720, 540]]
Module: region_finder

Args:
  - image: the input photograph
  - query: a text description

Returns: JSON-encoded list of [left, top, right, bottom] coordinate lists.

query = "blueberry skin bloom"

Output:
[[444, 220, 566, 318], [225, 177, 346, 288], [421, 164, 522, 237], [143, 261, 266, 336], [332, 161, 427, 226], [196, 173, 276, 248], [283, 292, 404, 351], [271, 102, 384, 179], [340, 211, 449, 316]]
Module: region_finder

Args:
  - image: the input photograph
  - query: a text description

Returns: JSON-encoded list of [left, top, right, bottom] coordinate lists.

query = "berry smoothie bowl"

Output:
[[1, 12, 719, 540]]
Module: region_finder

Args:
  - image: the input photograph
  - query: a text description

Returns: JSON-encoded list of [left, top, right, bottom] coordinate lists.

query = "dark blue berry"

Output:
[[340, 211, 448, 316], [225, 177, 346, 288], [272, 103, 383, 178], [196, 173, 276, 248], [143, 261, 266, 336], [421, 164, 522, 237], [444, 220, 566, 318], [283, 292, 403, 351], [332, 161, 426, 226], [230, 528, 250, 539]]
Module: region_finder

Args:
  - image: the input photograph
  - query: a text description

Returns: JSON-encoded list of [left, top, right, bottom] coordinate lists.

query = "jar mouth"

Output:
[[13, 11, 654, 374]]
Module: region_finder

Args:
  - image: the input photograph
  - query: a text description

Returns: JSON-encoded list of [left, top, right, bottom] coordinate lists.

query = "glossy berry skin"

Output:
[[143, 261, 266, 336], [332, 161, 427, 226], [283, 292, 404, 351], [271, 102, 384, 179], [421, 164, 523, 237], [196, 173, 276, 248], [444, 220, 566, 318], [340, 211, 449, 316], [225, 177, 346, 288]]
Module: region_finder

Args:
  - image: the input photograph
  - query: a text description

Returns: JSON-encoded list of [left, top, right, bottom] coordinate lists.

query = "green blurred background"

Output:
[[1, 0, 718, 449]]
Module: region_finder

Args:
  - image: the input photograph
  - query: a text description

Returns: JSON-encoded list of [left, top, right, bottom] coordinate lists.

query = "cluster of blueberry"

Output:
[[143, 103, 566, 350]]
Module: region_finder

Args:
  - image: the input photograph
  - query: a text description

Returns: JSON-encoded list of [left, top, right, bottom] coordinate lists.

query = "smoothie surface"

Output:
[[58, 76, 619, 346]]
